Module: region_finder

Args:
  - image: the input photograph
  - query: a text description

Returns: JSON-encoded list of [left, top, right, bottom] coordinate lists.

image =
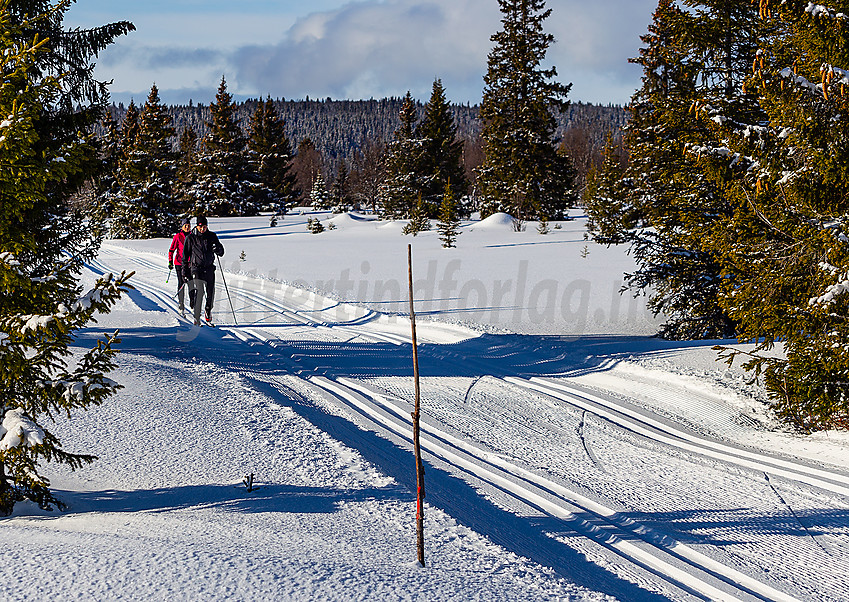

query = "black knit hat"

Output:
[[196, 215, 208, 226], [182, 217, 191, 226]]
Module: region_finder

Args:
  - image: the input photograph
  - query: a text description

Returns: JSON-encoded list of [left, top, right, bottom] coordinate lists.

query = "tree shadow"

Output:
[[71, 325, 692, 600], [625, 507, 849, 546], [45, 483, 407, 516], [76, 324, 719, 382], [66, 324, 781, 600]]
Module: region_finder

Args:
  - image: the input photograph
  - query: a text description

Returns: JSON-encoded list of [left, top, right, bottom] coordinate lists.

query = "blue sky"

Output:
[[67, 0, 658, 106]]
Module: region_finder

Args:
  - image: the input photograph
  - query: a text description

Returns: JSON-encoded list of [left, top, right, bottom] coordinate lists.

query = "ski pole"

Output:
[[217, 255, 237, 325], [173, 281, 187, 300], [166, 266, 172, 283]]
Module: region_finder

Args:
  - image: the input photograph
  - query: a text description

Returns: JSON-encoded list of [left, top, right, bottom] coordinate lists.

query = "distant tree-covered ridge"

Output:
[[101, 96, 626, 181]]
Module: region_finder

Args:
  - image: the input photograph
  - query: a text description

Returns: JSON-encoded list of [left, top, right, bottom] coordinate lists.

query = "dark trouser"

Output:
[[188, 268, 215, 323], [175, 268, 186, 311]]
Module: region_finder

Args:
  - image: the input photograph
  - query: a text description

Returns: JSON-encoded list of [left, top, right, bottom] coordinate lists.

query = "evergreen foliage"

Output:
[[598, 0, 849, 428], [596, 0, 760, 340], [437, 183, 461, 248], [182, 77, 265, 216], [702, 0, 849, 430], [417, 79, 469, 215], [247, 97, 299, 214], [402, 194, 432, 236], [379, 92, 426, 219], [175, 126, 198, 209], [330, 158, 352, 213], [108, 85, 179, 238], [306, 217, 325, 234], [583, 131, 632, 244], [0, 2, 132, 515], [93, 114, 121, 220], [96, 96, 626, 223], [310, 173, 332, 210], [103, 96, 625, 184], [477, 0, 577, 221]]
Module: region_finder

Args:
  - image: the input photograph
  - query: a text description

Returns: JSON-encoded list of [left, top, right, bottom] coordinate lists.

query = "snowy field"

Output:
[[2, 211, 848, 601]]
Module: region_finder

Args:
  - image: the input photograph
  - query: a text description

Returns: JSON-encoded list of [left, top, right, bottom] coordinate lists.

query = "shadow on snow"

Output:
[[66, 324, 827, 601]]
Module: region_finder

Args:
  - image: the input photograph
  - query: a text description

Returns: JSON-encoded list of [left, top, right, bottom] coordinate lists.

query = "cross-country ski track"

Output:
[[75, 243, 849, 601]]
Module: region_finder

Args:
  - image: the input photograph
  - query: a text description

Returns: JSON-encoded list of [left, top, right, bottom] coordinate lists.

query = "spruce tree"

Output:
[[109, 85, 179, 238], [93, 114, 121, 222], [119, 100, 140, 156], [174, 126, 199, 215], [310, 173, 331, 210], [600, 0, 763, 340], [417, 79, 468, 215], [437, 183, 461, 248], [583, 131, 631, 244], [705, 0, 849, 429], [402, 194, 431, 236], [247, 97, 299, 214], [1, 0, 132, 264], [184, 76, 262, 216], [330, 158, 352, 213], [379, 92, 425, 219], [646, 0, 764, 340], [0, 3, 132, 515], [477, 0, 577, 221]]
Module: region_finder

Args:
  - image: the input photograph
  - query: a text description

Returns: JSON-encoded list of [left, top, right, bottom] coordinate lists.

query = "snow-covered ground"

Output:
[[3, 211, 848, 601]]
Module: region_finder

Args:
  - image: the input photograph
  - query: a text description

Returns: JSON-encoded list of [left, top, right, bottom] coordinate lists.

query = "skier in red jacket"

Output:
[[168, 218, 191, 316]]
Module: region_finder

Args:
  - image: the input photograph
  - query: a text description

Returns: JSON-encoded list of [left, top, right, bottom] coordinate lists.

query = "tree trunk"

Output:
[[0, 462, 14, 517]]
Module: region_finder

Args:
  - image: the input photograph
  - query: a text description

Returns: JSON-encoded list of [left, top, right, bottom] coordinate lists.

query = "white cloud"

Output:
[[231, 0, 498, 102], [97, 0, 659, 105], [229, 0, 656, 104]]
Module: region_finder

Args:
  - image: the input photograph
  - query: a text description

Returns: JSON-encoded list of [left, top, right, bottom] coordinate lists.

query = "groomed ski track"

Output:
[[88, 243, 849, 602]]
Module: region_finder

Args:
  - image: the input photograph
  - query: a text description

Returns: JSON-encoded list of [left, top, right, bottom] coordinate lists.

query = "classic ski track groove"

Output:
[[90, 244, 843, 601], [506, 377, 849, 500], [220, 327, 808, 601], [305, 376, 798, 602]]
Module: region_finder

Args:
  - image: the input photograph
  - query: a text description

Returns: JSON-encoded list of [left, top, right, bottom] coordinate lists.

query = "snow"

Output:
[[473, 211, 516, 229], [21, 313, 54, 333], [2, 211, 848, 601], [0, 408, 44, 451], [805, 2, 849, 20]]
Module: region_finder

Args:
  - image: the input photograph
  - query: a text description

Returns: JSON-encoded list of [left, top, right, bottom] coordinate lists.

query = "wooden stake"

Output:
[[407, 243, 426, 567]]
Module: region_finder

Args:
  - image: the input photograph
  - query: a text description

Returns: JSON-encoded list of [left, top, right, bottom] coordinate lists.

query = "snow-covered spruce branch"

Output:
[[780, 67, 822, 94], [40, 331, 123, 416], [778, 62, 849, 100], [690, 105, 814, 188], [804, 2, 849, 21], [0, 251, 22, 275], [0, 409, 44, 453], [2, 272, 132, 336], [810, 259, 849, 306], [712, 343, 786, 383], [694, 102, 771, 144], [685, 142, 763, 174]]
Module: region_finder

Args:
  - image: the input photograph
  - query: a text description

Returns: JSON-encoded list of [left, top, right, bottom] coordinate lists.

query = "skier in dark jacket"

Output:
[[182, 215, 225, 325]]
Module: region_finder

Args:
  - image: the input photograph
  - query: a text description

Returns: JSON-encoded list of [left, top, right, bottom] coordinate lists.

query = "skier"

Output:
[[168, 218, 192, 316], [182, 215, 225, 325]]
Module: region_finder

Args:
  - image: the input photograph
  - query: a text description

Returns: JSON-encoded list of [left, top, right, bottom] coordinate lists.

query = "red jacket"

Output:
[[169, 231, 187, 266]]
